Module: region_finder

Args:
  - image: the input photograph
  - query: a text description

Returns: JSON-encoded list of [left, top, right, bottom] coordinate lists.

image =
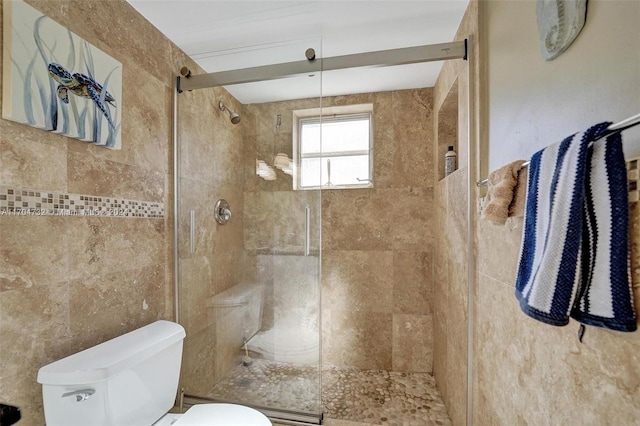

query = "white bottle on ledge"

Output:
[[444, 145, 457, 177]]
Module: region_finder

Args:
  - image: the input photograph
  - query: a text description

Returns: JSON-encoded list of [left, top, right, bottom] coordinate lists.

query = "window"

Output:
[[294, 104, 373, 190]]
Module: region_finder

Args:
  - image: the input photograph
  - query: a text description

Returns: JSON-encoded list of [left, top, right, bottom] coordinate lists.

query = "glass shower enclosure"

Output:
[[173, 44, 323, 424]]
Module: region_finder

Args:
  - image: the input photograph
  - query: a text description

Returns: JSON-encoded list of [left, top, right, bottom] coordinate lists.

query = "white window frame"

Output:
[[293, 104, 374, 190]]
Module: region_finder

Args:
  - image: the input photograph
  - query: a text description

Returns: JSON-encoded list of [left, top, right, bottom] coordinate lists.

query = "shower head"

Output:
[[219, 101, 241, 124], [229, 112, 241, 125]]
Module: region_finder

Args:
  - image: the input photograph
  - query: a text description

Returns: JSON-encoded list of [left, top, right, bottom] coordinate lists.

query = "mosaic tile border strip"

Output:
[[0, 186, 164, 219], [628, 157, 639, 203]]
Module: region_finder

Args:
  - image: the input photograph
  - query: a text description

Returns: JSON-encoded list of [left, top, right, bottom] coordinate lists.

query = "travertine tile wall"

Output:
[[243, 90, 435, 373], [0, 0, 242, 423], [473, 198, 640, 425], [176, 86, 245, 395], [432, 2, 478, 425], [322, 91, 435, 373]]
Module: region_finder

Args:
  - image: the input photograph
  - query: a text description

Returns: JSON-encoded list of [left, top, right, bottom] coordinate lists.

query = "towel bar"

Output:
[[476, 113, 640, 187], [476, 161, 529, 187]]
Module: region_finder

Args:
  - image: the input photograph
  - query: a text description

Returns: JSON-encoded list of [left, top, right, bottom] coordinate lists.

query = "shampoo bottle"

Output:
[[444, 145, 457, 177]]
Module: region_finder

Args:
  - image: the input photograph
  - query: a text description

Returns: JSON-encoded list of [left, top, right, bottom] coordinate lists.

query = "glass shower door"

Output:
[[175, 43, 323, 423]]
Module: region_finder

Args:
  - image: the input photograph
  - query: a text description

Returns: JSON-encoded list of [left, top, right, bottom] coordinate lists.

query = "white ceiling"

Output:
[[127, 0, 468, 103]]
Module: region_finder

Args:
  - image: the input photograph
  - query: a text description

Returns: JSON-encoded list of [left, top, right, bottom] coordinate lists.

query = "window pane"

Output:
[[320, 118, 370, 153], [300, 116, 370, 155], [301, 155, 370, 187], [301, 158, 322, 187], [300, 122, 321, 155]]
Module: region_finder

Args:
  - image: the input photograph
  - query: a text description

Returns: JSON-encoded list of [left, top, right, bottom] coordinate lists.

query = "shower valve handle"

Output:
[[214, 199, 232, 224]]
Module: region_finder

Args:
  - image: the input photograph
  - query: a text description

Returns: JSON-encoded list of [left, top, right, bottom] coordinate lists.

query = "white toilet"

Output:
[[37, 320, 272, 426], [211, 282, 319, 366]]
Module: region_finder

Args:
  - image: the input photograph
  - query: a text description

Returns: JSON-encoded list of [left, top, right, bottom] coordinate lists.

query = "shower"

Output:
[[173, 39, 468, 425], [219, 101, 241, 124]]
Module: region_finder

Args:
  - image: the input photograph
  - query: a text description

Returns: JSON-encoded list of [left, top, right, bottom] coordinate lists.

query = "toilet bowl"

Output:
[[37, 321, 271, 426], [154, 404, 270, 426]]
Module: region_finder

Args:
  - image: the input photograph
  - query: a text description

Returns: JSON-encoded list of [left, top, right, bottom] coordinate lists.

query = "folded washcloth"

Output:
[[515, 122, 636, 332], [508, 164, 528, 218], [481, 160, 526, 225]]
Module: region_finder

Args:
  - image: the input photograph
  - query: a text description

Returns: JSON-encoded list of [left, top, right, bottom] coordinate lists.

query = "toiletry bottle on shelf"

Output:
[[444, 145, 457, 177]]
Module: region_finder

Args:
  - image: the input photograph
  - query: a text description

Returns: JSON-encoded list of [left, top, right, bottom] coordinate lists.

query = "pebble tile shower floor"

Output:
[[209, 359, 451, 425]]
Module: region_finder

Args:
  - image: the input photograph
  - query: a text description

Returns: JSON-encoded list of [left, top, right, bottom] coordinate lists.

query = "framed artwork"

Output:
[[2, 0, 122, 149]]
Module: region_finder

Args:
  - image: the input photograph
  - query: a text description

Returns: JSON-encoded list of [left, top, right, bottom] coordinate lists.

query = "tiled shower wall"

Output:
[[243, 90, 436, 373], [0, 0, 240, 423], [432, 2, 477, 425], [175, 87, 246, 395]]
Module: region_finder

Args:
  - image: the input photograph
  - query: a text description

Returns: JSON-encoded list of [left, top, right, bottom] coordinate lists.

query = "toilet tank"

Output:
[[211, 283, 264, 340], [37, 321, 186, 426]]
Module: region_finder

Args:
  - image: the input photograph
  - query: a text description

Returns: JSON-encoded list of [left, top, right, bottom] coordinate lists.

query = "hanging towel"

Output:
[[508, 163, 528, 218], [515, 122, 636, 332], [481, 160, 527, 225]]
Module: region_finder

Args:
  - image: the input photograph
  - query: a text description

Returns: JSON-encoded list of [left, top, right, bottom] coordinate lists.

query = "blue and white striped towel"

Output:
[[515, 122, 636, 332]]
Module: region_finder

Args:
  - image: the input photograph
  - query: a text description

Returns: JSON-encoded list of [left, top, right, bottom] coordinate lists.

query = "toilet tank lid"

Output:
[[210, 283, 263, 308], [37, 321, 185, 386]]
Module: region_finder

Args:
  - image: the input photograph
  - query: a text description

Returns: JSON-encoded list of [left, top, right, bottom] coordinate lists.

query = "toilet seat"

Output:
[[173, 403, 271, 426]]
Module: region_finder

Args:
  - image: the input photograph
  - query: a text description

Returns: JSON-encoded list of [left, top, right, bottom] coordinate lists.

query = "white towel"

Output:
[[515, 122, 636, 332]]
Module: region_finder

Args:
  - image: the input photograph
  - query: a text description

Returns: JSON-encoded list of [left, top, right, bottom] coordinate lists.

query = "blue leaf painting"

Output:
[[2, 0, 122, 149]]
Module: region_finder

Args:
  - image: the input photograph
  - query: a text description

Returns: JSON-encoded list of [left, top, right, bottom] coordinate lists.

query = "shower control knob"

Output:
[[214, 199, 232, 224]]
